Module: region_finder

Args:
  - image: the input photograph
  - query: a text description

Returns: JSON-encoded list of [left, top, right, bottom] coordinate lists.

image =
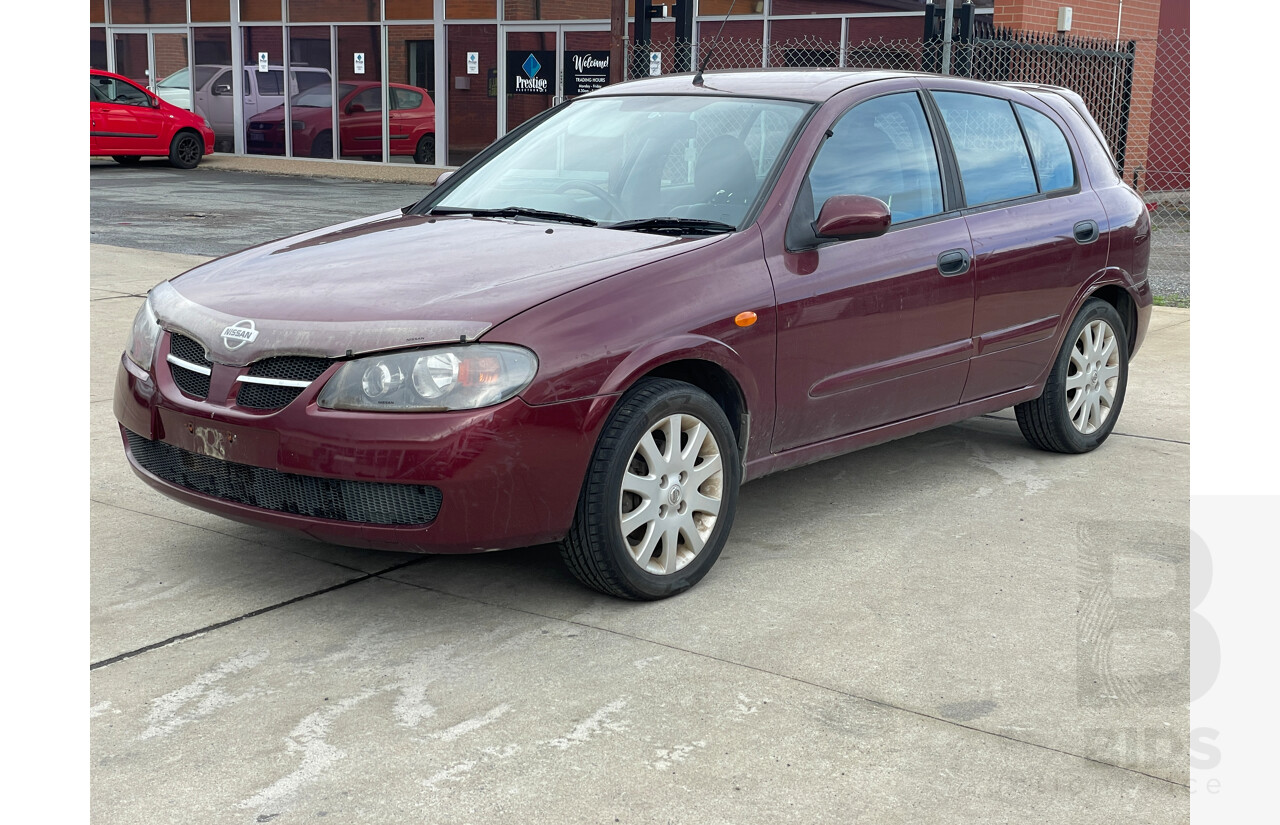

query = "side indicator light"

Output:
[[734, 311, 758, 327]]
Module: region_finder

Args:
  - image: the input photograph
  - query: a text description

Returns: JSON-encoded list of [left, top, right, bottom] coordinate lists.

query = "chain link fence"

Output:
[[628, 28, 1190, 304]]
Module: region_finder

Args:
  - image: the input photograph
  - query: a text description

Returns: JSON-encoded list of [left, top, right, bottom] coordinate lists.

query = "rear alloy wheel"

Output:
[[167, 131, 203, 169], [112, 155, 142, 165], [1016, 298, 1129, 453], [561, 378, 740, 600], [414, 135, 435, 165]]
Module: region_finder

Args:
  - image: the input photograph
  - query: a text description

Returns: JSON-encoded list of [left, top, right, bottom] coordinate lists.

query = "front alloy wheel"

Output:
[[168, 132, 202, 169], [561, 378, 740, 599], [1016, 298, 1129, 453]]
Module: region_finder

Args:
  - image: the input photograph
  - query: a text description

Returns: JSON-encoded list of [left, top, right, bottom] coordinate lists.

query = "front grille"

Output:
[[169, 333, 211, 367], [248, 356, 332, 383], [237, 382, 305, 410], [126, 430, 442, 526], [236, 355, 334, 410], [171, 365, 211, 398], [168, 333, 213, 399]]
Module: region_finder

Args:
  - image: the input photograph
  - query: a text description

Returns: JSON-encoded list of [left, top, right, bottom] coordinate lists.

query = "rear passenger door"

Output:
[[926, 85, 1110, 401]]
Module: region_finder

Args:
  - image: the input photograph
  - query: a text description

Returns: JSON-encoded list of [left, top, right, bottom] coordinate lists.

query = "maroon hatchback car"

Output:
[[115, 70, 1151, 599]]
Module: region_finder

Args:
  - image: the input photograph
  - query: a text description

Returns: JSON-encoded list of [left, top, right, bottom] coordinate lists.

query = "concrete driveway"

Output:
[[89, 170, 1191, 824]]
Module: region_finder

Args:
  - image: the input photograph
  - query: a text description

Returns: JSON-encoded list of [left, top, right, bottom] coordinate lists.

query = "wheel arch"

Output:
[[1087, 283, 1138, 353], [596, 336, 758, 461]]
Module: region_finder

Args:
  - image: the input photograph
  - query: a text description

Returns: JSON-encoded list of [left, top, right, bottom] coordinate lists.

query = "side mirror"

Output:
[[347, 103, 366, 114], [814, 195, 891, 241], [434, 170, 455, 186]]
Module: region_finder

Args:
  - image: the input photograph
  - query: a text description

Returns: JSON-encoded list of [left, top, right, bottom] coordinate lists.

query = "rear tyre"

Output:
[[167, 131, 203, 169], [1015, 298, 1129, 454], [112, 155, 142, 165], [560, 378, 740, 600], [413, 135, 435, 165]]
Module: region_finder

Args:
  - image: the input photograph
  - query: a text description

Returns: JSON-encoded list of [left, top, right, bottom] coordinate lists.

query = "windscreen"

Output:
[[432, 95, 811, 228]]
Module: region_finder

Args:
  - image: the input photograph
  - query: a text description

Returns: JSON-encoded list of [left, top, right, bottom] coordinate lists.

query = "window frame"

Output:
[[920, 86, 1084, 215]]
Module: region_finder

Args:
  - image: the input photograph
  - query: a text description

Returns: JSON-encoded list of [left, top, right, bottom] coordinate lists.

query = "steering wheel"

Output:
[[554, 180, 625, 219]]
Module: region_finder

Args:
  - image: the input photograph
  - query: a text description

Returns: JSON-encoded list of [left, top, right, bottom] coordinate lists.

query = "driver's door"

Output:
[[340, 86, 384, 158], [91, 74, 167, 154]]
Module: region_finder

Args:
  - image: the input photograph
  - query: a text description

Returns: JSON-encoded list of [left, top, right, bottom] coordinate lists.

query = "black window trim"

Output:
[[920, 86, 1084, 216], [786, 86, 960, 252]]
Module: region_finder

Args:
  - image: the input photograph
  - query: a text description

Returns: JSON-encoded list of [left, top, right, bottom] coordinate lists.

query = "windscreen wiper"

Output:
[[606, 217, 736, 236], [428, 206, 598, 227]]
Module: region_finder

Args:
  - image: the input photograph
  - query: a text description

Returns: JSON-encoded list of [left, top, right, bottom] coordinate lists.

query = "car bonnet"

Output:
[[156, 210, 711, 366]]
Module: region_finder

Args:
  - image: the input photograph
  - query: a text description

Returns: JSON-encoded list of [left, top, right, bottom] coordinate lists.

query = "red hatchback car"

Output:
[[91, 68, 215, 169], [247, 81, 436, 163], [115, 70, 1151, 599]]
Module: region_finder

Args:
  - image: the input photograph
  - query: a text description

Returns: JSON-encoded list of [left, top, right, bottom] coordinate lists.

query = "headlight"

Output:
[[292, 120, 306, 131], [317, 344, 537, 412], [125, 297, 161, 371]]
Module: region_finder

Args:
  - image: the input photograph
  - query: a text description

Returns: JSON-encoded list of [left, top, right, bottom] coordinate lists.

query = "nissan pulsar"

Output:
[[114, 69, 1152, 599]]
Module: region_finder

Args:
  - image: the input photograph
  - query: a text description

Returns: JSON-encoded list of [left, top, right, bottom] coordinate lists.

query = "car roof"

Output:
[[585, 68, 928, 103]]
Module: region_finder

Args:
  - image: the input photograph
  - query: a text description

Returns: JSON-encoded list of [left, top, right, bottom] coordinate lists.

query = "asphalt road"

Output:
[[90, 160, 432, 258], [89, 162, 1192, 824]]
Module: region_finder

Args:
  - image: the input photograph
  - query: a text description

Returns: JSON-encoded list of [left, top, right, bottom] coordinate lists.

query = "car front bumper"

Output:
[[113, 350, 611, 554]]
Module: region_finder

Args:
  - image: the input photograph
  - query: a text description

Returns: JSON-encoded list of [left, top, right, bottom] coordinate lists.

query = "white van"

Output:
[[156, 64, 331, 151]]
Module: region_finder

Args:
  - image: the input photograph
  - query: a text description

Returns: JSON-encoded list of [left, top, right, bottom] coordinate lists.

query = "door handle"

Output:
[[1073, 219, 1100, 244], [937, 248, 971, 277]]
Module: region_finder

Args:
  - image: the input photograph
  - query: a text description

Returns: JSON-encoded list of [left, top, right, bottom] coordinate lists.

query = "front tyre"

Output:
[[167, 131, 203, 169], [1016, 298, 1129, 453], [561, 379, 740, 600]]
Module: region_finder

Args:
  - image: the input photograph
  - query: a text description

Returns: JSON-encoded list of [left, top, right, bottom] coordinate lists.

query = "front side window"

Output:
[[350, 87, 382, 112], [933, 91, 1037, 206], [806, 92, 945, 224], [92, 75, 151, 106], [1016, 103, 1076, 193]]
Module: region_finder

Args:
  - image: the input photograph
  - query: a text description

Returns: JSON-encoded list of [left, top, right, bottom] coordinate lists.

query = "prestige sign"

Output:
[[508, 50, 554, 95], [565, 50, 610, 96]]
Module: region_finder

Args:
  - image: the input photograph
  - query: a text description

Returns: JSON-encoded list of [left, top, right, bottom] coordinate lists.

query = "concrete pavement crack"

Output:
[[391, 577, 1190, 791], [88, 557, 428, 672]]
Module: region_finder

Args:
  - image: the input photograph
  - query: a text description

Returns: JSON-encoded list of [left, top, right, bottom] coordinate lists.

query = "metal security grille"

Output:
[[628, 28, 1190, 305], [126, 430, 443, 526]]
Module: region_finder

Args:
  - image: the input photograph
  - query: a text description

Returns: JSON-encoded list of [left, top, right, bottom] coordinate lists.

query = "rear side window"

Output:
[[933, 91, 1037, 206], [393, 87, 423, 110], [1016, 103, 1076, 192], [807, 92, 945, 224]]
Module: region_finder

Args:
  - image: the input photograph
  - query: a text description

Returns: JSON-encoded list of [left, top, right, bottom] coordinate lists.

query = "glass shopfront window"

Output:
[[239, 0, 282, 22], [289, 1, 377, 24], [387, 0, 433, 19], [190, 0, 231, 22], [447, 0, 498, 19], [93, 0, 947, 168], [389, 25, 438, 164], [110, 0, 186, 24], [504, 0, 610, 21], [91, 28, 108, 70]]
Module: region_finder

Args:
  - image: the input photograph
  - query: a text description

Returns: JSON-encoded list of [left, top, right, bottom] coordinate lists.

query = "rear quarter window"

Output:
[[1016, 103, 1076, 192]]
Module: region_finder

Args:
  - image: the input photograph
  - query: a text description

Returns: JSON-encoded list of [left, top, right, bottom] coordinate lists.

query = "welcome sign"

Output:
[[565, 51, 610, 96]]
